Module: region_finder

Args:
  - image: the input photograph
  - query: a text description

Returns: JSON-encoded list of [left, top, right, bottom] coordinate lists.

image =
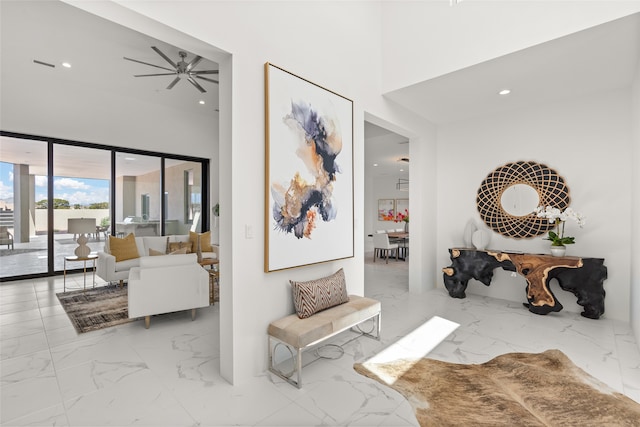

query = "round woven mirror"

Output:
[[476, 161, 570, 239]]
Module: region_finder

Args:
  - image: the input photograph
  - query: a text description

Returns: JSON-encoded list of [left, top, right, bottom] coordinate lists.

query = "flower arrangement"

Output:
[[534, 205, 586, 246], [395, 209, 409, 223]]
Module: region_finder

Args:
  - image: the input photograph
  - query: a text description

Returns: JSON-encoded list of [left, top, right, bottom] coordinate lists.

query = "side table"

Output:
[[199, 259, 219, 305], [442, 248, 607, 319], [64, 254, 98, 292]]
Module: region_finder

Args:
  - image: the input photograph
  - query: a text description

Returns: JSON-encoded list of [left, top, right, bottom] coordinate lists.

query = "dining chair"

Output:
[[373, 233, 398, 264], [374, 230, 386, 258]]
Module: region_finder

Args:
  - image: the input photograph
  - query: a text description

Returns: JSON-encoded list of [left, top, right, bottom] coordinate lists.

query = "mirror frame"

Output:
[[476, 161, 571, 239]]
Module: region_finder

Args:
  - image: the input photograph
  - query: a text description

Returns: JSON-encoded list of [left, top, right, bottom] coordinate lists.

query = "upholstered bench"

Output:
[[267, 269, 381, 388]]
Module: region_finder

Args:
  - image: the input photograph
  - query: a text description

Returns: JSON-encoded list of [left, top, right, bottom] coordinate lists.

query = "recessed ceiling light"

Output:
[[373, 163, 378, 167], [498, 89, 511, 95], [61, 62, 71, 68], [125, 157, 135, 161], [399, 168, 404, 172], [199, 100, 205, 105]]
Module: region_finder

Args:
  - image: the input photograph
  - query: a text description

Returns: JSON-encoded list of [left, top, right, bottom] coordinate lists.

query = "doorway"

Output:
[[364, 121, 410, 290]]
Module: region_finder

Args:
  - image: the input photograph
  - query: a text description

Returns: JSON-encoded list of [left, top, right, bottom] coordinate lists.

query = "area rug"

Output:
[[57, 286, 135, 333], [354, 349, 640, 426]]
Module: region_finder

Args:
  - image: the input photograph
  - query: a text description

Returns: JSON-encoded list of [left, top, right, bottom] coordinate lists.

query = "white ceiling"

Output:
[[384, 12, 640, 124], [1, 2, 638, 182], [0, 0, 219, 117], [0, 0, 219, 179]]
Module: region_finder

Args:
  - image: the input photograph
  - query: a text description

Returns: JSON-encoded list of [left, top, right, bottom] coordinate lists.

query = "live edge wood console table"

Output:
[[442, 249, 607, 319]]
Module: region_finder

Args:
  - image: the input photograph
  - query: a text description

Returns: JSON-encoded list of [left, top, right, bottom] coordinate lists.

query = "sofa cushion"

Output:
[[149, 247, 187, 256], [142, 236, 170, 255], [139, 253, 198, 268], [290, 268, 349, 319], [114, 257, 141, 272], [168, 241, 192, 253], [189, 231, 213, 253], [108, 233, 140, 262]]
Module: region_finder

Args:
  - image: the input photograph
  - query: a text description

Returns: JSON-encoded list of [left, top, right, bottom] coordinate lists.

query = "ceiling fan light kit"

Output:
[[124, 46, 218, 93]]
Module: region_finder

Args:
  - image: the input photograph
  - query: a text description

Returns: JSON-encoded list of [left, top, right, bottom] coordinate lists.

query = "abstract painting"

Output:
[[378, 199, 395, 221], [265, 63, 354, 272]]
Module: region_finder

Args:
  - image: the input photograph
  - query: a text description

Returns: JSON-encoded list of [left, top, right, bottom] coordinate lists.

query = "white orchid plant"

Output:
[[534, 205, 586, 246]]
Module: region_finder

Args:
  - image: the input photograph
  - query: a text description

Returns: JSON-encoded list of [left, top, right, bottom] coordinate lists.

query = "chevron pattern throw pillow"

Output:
[[290, 268, 349, 319]]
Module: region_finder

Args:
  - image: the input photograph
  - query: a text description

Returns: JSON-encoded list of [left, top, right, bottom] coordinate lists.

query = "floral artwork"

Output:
[[265, 63, 353, 272], [378, 199, 395, 221], [395, 199, 409, 223]]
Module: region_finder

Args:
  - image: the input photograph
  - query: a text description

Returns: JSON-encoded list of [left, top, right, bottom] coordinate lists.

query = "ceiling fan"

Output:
[[124, 46, 218, 93]]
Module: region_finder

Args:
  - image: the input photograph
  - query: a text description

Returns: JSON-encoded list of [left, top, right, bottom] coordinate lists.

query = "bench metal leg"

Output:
[[296, 347, 302, 388], [268, 335, 303, 388], [268, 311, 382, 389], [351, 312, 382, 341]]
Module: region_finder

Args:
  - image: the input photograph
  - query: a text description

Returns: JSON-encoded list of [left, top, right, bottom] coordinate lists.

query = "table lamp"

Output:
[[68, 218, 96, 258]]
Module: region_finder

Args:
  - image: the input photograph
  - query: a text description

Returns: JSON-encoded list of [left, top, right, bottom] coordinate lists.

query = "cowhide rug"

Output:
[[354, 349, 640, 426]]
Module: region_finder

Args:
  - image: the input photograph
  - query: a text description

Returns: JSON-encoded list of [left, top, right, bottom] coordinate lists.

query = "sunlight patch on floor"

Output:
[[363, 316, 459, 384]]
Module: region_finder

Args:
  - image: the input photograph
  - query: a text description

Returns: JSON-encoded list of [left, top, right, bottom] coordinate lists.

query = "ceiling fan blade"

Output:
[[187, 56, 203, 71], [151, 46, 177, 68], [191, 70, 219, 75], [123, 57, 174, 72], [166, 76, 181, 90], [187, 76, 206, 93], [134, 73, 177, 77], [195, 75, 219, 84]]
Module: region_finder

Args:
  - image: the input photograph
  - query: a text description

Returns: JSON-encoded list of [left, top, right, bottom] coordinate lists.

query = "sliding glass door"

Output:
[[114, 153, 161, 237], [0, 136, 49, 278], [165, 159, 203, 234], [0, 132, 209, 281], [52, 145, 111, 271]]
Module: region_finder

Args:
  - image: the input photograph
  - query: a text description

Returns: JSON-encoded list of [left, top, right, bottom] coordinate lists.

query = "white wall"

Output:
[[83, 1, 438, 385], [381, 1, 640, 92], [39, 0, 638, 383], [437, 88, 633, 321], [631, 60, 640, 345], [1, 80, 217, 161]]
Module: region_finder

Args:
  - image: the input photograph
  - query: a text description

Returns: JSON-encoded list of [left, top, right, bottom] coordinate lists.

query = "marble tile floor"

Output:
[[0, 233, 106, 279], [1, 255, 639, 426]]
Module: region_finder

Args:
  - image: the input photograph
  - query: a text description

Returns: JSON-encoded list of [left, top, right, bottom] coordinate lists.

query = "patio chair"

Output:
[[0, 226, 14, 250]]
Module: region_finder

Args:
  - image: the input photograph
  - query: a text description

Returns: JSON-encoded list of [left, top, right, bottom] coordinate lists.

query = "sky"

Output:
[[0, 161, 110, 206]]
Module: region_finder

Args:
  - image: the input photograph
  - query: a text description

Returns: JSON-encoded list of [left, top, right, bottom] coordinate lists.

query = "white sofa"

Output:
[[128, 253, 209, 328], [96, 234, 218, 286]]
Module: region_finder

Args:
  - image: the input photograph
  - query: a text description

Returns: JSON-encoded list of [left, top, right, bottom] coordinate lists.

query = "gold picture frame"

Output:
[[264, 63, 354, 272]]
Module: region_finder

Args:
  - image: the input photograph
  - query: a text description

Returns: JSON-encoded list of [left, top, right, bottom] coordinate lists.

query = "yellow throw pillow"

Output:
[[189, 230, 213, 253], [108, 233, 140, 262], [168, 241, 192, 254]]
